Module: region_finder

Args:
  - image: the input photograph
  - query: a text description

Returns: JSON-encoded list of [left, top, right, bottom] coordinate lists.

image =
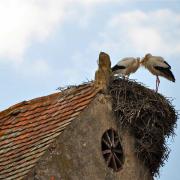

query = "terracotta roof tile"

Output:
[[0, 82, 98, 180]]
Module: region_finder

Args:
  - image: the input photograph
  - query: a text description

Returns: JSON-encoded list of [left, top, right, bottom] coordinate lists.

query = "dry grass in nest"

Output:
[[109, 78, 178, 177]]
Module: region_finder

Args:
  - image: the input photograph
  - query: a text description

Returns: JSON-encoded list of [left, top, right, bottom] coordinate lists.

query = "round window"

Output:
[[101, 129, 124, 172]]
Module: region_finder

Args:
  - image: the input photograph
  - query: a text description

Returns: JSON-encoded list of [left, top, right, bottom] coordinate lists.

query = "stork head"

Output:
[[140, 53, 152, 65], [136, 57, 140, 61], [136, 57, 141, 66], [145, 53, 152, 59]]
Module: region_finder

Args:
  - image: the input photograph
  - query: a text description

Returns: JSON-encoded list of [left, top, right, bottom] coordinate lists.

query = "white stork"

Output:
[[112, 57, 140, 78], [141, 53, 175, 92]]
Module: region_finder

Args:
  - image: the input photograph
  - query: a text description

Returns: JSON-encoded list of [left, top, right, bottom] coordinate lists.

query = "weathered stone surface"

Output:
[[95, 52, 112, 92], [25, 94, 152, 180]]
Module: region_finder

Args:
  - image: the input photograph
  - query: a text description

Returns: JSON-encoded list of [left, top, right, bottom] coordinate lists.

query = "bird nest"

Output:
[[109, 78, 177, 177]]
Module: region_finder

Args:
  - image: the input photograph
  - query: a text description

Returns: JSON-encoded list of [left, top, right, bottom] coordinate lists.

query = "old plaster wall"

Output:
[[25, 93, 152, 180]]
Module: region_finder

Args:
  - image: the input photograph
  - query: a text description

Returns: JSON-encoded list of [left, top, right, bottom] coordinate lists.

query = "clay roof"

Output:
[[0, 82, 98, 180]]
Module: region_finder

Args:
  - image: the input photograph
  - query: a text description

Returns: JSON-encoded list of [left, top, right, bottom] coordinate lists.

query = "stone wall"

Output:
[[25, 94, 152, 180]]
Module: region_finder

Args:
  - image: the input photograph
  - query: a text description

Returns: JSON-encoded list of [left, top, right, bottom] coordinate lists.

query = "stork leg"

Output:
[[126, 75, 130, 80], [122, 75, 126, 80], [156, 76, 158, 92], [157, 76, 160, 91], [156, 76, 160, 92]]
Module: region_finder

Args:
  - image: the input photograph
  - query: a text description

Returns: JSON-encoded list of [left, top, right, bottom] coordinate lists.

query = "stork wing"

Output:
[[112, 65, 126, 72], [154, 66, 175, 82], [117, 57, 136, 67], [163, 61, 171, 69], [150, 56, 171, 69]]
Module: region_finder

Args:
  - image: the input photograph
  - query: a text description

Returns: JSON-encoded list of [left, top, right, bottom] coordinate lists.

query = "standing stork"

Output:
[[141, 53, 175, 92], [112, 57, 140, 78]]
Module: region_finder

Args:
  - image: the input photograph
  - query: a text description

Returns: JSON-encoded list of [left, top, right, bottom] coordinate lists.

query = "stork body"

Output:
[[141, 53, 175, 92], [112, 57, 140, 78]]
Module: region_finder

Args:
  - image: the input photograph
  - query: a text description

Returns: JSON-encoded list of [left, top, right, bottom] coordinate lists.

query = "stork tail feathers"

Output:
[[155, 66, 175, 82]]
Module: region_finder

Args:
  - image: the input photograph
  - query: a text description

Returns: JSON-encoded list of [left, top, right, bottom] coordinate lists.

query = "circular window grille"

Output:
[[101, 129, 124, 172]]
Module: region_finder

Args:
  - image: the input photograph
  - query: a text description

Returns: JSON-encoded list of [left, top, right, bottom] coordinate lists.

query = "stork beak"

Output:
[[139, 58, 144, 65]]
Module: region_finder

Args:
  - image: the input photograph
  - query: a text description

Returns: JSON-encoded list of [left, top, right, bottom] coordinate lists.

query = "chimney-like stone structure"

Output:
[[95, 52, 111, 92]]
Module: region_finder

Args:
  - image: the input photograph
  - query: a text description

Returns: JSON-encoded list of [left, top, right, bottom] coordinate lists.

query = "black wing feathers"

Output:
[[112, 65, 126, 72], [155, 66, 175, 82], [163, 61, 171, 69]]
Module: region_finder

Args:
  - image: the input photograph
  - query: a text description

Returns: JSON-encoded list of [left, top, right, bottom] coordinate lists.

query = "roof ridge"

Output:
[[0, 82, 94, 119], [0, 92, 60, 118]]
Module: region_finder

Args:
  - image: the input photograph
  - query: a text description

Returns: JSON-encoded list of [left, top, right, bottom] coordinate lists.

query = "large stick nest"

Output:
[[109, 78, 177, 177]]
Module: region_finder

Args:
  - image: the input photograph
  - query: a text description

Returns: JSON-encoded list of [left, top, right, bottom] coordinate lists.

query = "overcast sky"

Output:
[[0, 0, 179, 179]]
